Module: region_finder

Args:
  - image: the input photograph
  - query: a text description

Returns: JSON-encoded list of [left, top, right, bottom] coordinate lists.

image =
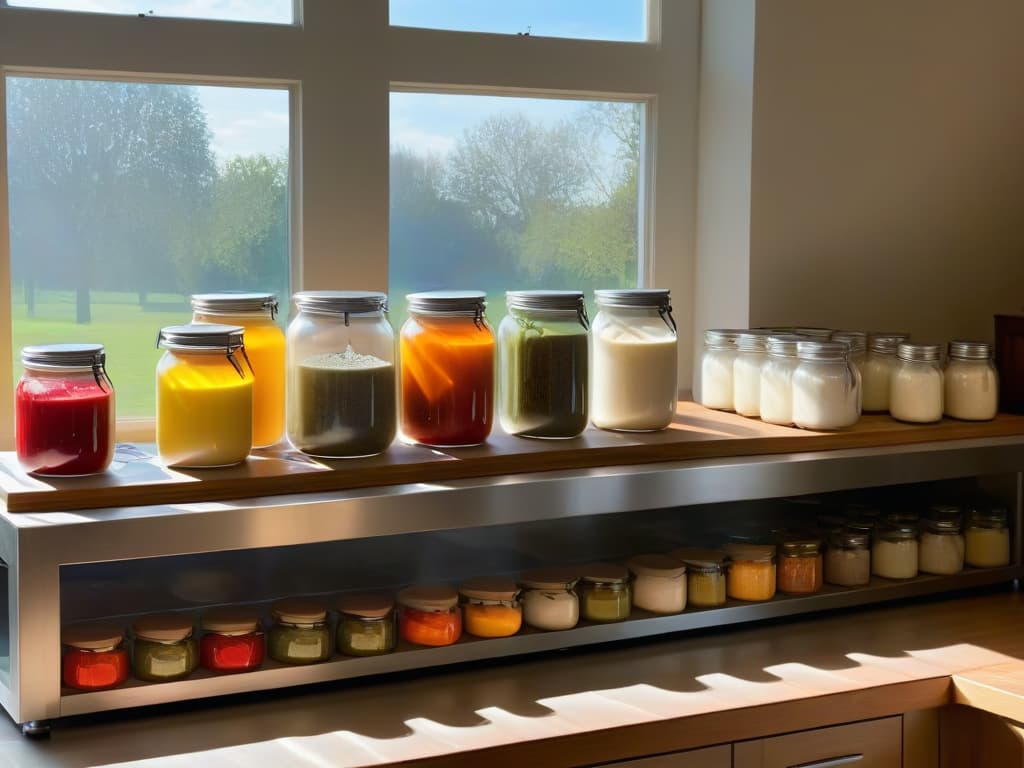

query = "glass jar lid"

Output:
[[704, 329, 741, 348], [831, 331, 867, 354], [767, 335, 804, 357], [157, 323, 245, 352], [133, 613, 194, 643], [63, 622, 124, 651], [736, 331, 771, 353], [337, 593, 394, 619], [191, 292, 278, 317], [949, 340, 992, 361], [830, 529, 870, 549], [518, 567, 580, 590], [967, 506, 1008, 529], [580, 562, 630, 585], [201, 607, 261, 635], [780, 539, 822, 556], [272, 598, 328, 626], [294, 290, 387, 316], [406, 290, 486, 315], [796, 340, 849, 362], [724, 542, 776, 562], [626, 554, 686, 579], [397, 584, 459, 612], [21, 342, 105, 370], [897, 342, 942, 363], [459, 576, 520, 603]]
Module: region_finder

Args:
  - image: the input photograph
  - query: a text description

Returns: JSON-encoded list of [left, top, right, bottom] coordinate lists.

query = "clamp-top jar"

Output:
[[156, 324, 253, 467], [945, 340, 998, 421], [192, 292, 284, 448], [591, 289, 677, 431], [861, 333, 909, 413], [16, 343, 114, 476], [891, 343, 944, 423], [792, 341, 861, 430], [733, 332, 770, 418], [401, 291, 494, 447], [498, 290, 589, 438], [286, 291, 396, 457], [831, 331, 868, 375], [760, 335, 802, 426], [699, 329, 739, 411]]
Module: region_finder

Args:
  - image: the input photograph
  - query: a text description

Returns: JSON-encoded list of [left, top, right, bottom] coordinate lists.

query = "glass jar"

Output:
[[861, 334, 908, 413], [672, 549, 727, 608], [286, 291, 396, 457], [733, 332, 770, 418], [62, 623, 129, 691], [192, 292, 285, 448], [397, 584, 462, 646], [777, 538, 823, 594], [400, 291, 494, 447], [965, 507, 1011, 568], [831, 331, 867, 376], [497, 290, 589, 438], [459, 577, 523, 638], [268, 599, 332, 665], [156, 324, 253, 467], [725, 543, 776, 601], [15, 343, 115, 476], [919, 508, 965, 575], [132, 613, 198, 682], [336, 594, 397, 656], [578, 564, 632, 622], [945, 340, 999, 421], [518, 568, 580, 631], [760, 335, 802, 426], [872, 524, 919, 579], [627, 554, 687, 614], [592, 289, 678, 430], [793, 327, 833, 339], [792, 341, 861, 430], [698, 329, 739, 412], [825, 529, 872, 587], [199, 607, 264, 674], [891, 343, 944, 423]]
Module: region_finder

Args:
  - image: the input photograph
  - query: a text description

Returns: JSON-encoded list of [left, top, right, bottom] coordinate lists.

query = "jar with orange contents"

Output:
[[459, 577, 522, 638], [62, 623, 129, 691], [725, 542, 776, 601], [777, 537, 823, 594], [397, 584, 462, 647], [400, 291, 495, 447]]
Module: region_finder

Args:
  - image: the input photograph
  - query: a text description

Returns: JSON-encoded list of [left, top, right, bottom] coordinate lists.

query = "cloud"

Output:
[[390, 128, 455, 156]]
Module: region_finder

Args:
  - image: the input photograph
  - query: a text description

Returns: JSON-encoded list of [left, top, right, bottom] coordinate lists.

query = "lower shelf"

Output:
[[60, 565, 1022, 718]]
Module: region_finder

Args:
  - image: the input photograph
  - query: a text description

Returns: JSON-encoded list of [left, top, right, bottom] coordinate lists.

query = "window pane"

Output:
[[389, 93, 642, 327], [7, 0, 293, 24], [6, 77, 290, 418], [390, 0, 646, 42]]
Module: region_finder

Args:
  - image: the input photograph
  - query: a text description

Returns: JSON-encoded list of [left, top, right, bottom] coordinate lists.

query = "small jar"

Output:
[[725, 543, 777, 601], [699, 329, 739, 411], [591, 289, 678, 431], [498, 290, 590, 438], [733, 332, 770, 418], [192, 292, 285, 448], [518, 568, 580, 631], [132, 613, 198, 683], [831, 331, 868, 376], [672, 548, 728, 608], [401, 291, 495, 447], [62, 623, 129, 691], [777, 538, 823, 594], [336, 594, 397, 656], [397, 584, 462, 646], [156, 324, 253, 467], [199, 607, 264, 674], [268, 599, 332, 665], [872, 524, 919, 579], [760, 335, 802, 426], [965, 507, 1011, 568], [16, 344, 115, 476], [945, 341, 999, 421], [627, 554, 687, 614], [825, 529, 872, 586], [792, 341, 861, 430], [861, 334, 909, 413], [919, 508, 965, 575], [890, 343, 944, 423], [578, 564, 632, 622], [459, 577, 523, 638]]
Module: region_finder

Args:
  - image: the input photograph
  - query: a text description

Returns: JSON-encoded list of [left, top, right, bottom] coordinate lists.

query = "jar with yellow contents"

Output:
[[459, 577, 522, 638], [724, 542, 777, 602], [672, 548, 727, 608]]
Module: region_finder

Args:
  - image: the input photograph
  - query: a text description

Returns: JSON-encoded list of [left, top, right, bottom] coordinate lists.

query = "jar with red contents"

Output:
[[396, 584, 462, 647], [16, 344, 115, 476], [62, 623, 129, 691], [200, 607, 264, 674]]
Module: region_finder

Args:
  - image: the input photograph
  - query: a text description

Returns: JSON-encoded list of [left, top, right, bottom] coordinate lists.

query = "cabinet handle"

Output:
[[788, 756, 863, 768]]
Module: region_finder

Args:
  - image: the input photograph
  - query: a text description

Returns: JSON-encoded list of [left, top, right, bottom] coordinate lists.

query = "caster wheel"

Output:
[[21, 720, 51, 739]]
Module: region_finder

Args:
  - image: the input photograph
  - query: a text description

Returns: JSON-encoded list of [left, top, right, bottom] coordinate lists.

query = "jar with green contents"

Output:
[[268, 598, 332, 665], [336, 594, 396, 657], [578, 564, 632, 622], [132, 613, 198, 683]]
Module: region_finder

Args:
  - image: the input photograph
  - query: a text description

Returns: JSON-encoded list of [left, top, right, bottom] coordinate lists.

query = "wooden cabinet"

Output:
[[733, 717, 902, 767], [604, 745, 732, 767]]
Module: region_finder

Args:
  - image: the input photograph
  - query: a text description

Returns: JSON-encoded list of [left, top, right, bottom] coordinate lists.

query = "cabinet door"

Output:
[[604, 744, 731, 767], [734, 716, 901, 768]]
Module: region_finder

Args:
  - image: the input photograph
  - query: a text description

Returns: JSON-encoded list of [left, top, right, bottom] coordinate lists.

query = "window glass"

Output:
[[389, 92, 642, 327], [7, 0, 294, 24], [6, 76, 290, 418], [389, 0, 646, 42]]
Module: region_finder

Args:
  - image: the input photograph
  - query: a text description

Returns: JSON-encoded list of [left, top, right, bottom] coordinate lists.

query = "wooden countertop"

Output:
[[7, 589, 1024, 767]]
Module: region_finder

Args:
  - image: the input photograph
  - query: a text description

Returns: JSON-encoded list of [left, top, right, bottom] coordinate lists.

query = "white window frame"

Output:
[[0, 0, 699, 448]]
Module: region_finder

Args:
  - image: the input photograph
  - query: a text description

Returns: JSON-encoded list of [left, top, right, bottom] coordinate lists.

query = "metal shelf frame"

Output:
[[0, 435, 1022, 726]]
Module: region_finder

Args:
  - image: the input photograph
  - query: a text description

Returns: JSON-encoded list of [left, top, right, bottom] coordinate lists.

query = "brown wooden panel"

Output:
[[602, 744, 732, 767], [939, 704, 1024, 768], [733, 716, 901, 767], [904, 709, 940, 768]]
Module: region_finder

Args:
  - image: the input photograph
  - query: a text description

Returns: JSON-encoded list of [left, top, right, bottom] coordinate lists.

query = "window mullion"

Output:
[[0, 74, 13, 448]]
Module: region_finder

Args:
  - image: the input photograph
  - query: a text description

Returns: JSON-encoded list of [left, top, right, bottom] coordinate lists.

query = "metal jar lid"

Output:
[[948, 340, 992, 361], [507, 290, 588, 327], [869, 335, 907, 355], [793, 327, 833, 339], [876, 522, 918, 541], [406, 290, 486, 315], [967, 506, 1008, 529], [594, 288, 671, 309], [767, 334, 804, 357], [830, 529, 870, 550], [294, 290, 387, 316], [780, 539, 822, 556], [831, 331, 867, 354], [704, 329, 741, 348], [796, 341, 849, 362], [191, 292, 278, 317], [21, 343, 105, 369], [896, 342, 942, 363], [157, 323, 245, 352], [736, 331, 771, 353]]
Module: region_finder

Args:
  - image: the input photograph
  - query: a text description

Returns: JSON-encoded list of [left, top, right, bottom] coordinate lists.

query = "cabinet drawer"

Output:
[[734, 716, 901, 768], [604, 744, 732, 767]]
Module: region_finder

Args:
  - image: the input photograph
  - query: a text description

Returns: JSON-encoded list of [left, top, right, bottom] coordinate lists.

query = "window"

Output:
[[7, 0, 294, 24]]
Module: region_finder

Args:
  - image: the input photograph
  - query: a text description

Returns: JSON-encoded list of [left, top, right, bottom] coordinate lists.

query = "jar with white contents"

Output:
[[861, 334, 909, 413], [890, 343, 944, 423], [627, 554, 687, 615], [760, 335, 802, 426], [945, 341, 998, 421], [518, 568, 580, 631], [831, 331, 867, 377], [733, 332, 770, 418], [965, 507, 1010, 568], [699, 329, 739, 411], [919, 507, 965, 576], [792, 341, 861, 430]]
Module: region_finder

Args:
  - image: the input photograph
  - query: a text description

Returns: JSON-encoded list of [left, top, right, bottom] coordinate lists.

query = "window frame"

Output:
[[0, 0, 699, 448]]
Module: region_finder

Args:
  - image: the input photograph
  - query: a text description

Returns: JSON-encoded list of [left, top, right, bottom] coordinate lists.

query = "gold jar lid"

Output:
[[518, 567, 581, 590], [272, 598, 328, 626], [459, 576, 519, 602], [337, 593, 394, 619], [780, 539, 821, 556], [627, 554, 686, 579], [580, 562, 630, 585], [200, 607, 261, 635], [396, 584, 459, 612], [63, 622, 124, 651], [133, 613, 194, 643]]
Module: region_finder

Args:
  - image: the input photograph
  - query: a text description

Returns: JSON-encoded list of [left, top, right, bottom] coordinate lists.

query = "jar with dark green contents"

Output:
[[336, 594, 396, 657], [268, 598, 332, 665], [498, 290, 589, 439], [131, 613, 198, 682]]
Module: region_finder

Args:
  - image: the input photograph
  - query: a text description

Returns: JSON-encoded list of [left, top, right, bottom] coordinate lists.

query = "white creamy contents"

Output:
[[792, 363, 861, 430], [965, 527, 1010, 568], [918, 531, 964, 575], [945, 359, 998, 421], [872, 538, 919, 579], [592, 326, 677, 430], [825, 547, 871, 586], [521, 589, 579, 631], [733, 352, 767, 417], [760, 356, 798, 426], [700, 348, 736, 411], [861, 355, 894, 412], [632, 574, 686, 615], [890, 363, 943, 423]]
